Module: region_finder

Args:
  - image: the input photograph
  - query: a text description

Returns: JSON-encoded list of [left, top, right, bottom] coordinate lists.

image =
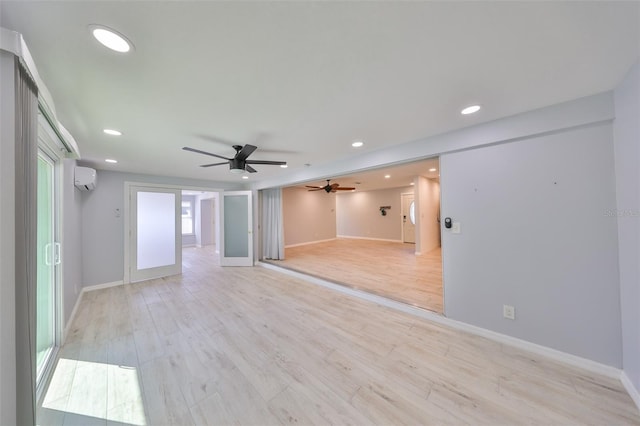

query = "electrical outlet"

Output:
[[503, 304, 515, 320]]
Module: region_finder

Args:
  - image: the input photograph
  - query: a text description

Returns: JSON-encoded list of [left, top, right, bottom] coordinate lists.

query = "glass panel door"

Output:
[[36, 151, 57, 380], [220, 191, 253, 266], [130, 186, 182, 282]]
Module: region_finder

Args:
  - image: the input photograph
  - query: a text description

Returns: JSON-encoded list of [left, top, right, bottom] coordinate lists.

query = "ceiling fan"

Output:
[[182, 144, 286, 173], [306, 179, 356, 193]]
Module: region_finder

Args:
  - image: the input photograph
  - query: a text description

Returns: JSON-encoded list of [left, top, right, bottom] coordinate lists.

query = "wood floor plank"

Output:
[[38, 246, 640, 426], [272, 238, 443, 313]]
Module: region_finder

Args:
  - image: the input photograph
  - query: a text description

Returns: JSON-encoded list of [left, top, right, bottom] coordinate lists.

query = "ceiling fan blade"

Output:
[[334, 187, 356, 190], [307, 188, 324, 191], [246, 160, 287, 165], [183, 146, 230, 161], [200, 162, 228, 168], [245, 164, 257, 173], [305, 185, 322, 189], [236, 144, 257, 161]]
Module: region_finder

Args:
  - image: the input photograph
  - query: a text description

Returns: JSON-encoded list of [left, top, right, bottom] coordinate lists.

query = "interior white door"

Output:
[[130, 186, 182, 282], [220, 191, 253, 266], [402, 193, 416, 243]]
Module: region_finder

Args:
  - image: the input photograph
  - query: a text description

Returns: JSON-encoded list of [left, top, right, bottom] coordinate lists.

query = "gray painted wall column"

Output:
[[441, 121, 622, 366], [614, 60, 640, 395]]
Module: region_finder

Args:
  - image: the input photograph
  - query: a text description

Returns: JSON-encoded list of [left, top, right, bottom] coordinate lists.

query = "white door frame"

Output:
[[220, 190, 253, 266], [123, 182, 222, 283], [36, 113, 65, 398], [129, 185, 182, 283]]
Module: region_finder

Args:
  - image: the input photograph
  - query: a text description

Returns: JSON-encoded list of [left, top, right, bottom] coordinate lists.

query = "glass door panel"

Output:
[[130, 186, 182, 282], [220, 191, 253, 266], [36, 152, 56, 379]]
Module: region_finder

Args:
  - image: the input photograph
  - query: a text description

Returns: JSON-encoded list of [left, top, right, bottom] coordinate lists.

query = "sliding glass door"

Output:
[[36, 150, 58, 381]]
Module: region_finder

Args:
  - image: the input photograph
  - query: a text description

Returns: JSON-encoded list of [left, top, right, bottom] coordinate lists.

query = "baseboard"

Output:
[[337, 235, 403, 243], [83, 280, 124, 292], [439, 316, 621, 380], [622, 371, 640, 412], [285, 238, 337, 248], [259, 261, 622, 381]]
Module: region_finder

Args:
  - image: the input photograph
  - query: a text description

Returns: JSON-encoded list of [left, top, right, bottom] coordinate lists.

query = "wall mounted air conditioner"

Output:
[[74, 167, 97, 191]]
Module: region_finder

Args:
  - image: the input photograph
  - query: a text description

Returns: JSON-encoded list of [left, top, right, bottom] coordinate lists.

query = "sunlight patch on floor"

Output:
[[41, 358, 146, 425]]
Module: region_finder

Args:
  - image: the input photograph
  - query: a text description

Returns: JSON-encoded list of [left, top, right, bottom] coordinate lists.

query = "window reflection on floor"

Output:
[[39, 358, 146, 426]]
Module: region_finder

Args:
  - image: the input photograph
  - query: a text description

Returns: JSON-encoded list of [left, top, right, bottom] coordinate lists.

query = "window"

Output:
[[409, 200, 416, 225], [182, 200, 194, 235]]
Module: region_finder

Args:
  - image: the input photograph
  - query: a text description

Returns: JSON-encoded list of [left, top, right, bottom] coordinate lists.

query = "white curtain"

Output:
[[262, 188, 285, 260], [14, 56, 38, 426]]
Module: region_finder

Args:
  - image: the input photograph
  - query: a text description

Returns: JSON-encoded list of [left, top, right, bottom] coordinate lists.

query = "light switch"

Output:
[[452, 222, 461, 234]]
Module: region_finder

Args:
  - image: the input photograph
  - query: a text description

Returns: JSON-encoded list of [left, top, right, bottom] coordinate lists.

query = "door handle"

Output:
[[54, 242, 61, 265], [45, 243, 53, 266]]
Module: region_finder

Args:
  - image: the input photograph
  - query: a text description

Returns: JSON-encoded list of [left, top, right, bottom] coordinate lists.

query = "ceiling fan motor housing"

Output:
[[230, 157, 245, 172]]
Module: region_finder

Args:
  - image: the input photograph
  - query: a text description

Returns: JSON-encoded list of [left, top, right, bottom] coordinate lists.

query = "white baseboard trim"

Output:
[[285, 238, 337, 248], [83, 280, 124, 292], [622, 371, 640, 412], [258, 261, 622, 381], [337, 235, 403, 243]]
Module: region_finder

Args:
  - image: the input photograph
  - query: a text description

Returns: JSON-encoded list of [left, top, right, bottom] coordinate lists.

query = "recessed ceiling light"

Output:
[[352, 141, 364, 148], [90, 25, 133, 53], [242, 176, 249, 179], [280, 164, 288, 168], [461, 105, 481, 115], [103, 129, 122, 136], [105, 159, 118, 163], [384, 175, 391, 179], [429, 168, 437, 172]]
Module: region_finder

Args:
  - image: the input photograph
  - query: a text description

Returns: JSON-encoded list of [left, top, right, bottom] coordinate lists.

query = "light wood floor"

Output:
[[271, 238, 443, 313], [38, 246, 640, 425]]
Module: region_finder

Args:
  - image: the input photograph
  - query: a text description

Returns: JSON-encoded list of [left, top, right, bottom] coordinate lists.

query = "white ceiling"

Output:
[[1, 1, 638, 189]]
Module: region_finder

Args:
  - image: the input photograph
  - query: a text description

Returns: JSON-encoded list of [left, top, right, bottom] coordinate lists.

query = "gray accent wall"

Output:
[[80, 169, 238, 287], [614, 61, 640, 392], [440, 122, 622, 367]]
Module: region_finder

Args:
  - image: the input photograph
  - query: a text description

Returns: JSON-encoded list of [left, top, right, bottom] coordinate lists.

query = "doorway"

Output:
[[401, 192, 416, 243]]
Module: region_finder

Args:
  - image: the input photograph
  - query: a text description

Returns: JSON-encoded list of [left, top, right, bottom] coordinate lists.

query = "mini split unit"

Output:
[[74, 167, 97, 191]]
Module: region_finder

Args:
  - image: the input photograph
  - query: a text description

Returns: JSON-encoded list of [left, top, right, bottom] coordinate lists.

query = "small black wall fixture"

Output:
[[380, 206, 391, 216]]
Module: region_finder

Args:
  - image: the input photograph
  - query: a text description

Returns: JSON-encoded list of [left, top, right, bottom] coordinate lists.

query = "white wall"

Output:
[[614, 61, 640, 394], [0, 49, 17, 426], [282, 186, 336, 246], [61, 159, 83, 326], [81, 169, 237, 287], [415, 176, 440, 254], [440, 122, 622, 367], [336, 186, 412, 241]]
